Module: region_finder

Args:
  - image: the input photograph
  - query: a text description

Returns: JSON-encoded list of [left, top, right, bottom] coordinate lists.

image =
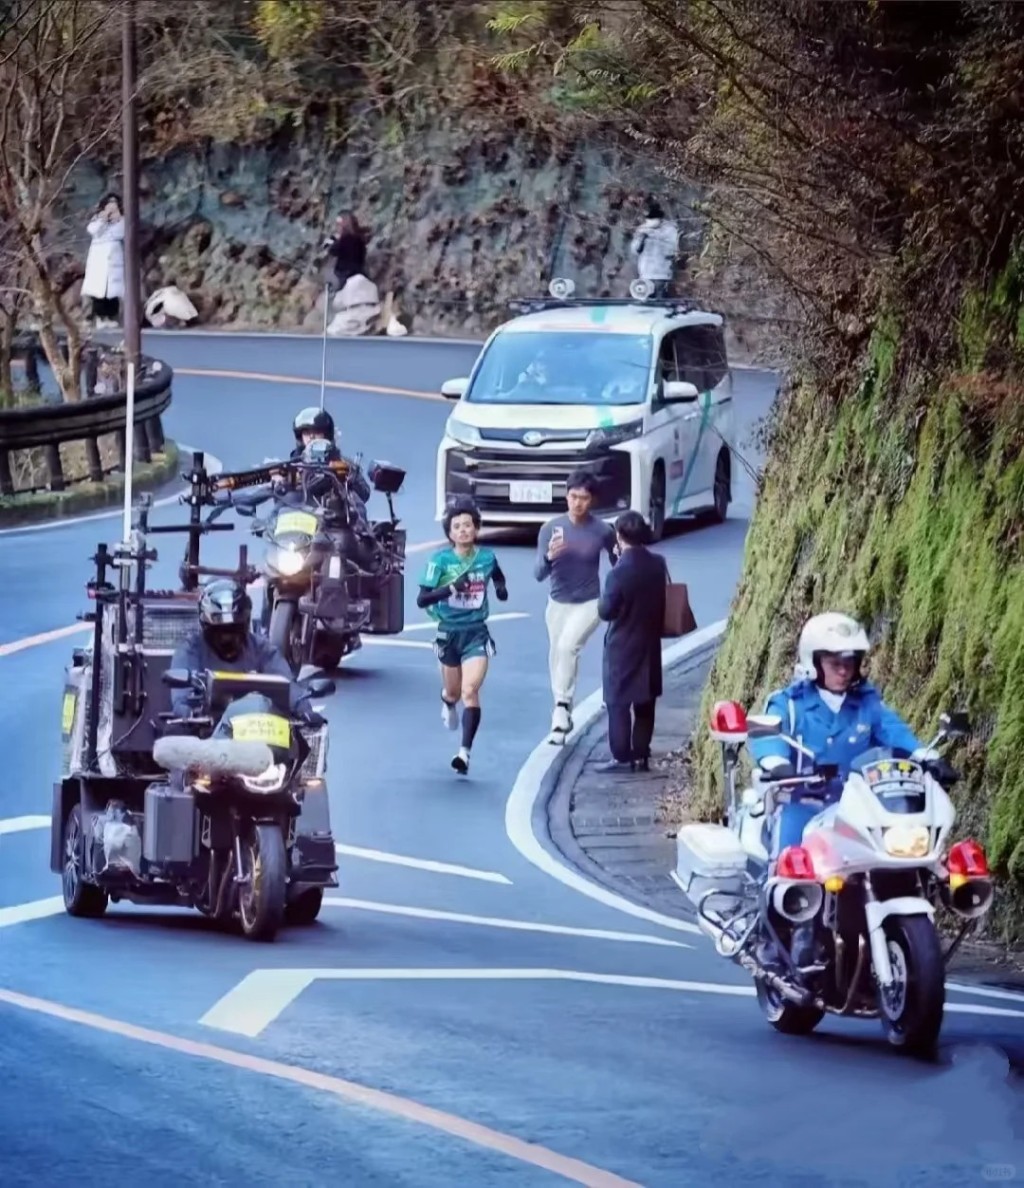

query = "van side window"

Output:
[[674, 324, 729, 391], [658, 333, 681, 384]]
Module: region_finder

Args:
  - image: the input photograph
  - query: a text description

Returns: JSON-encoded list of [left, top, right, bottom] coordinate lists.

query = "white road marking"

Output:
[[0, 986, 639, 1188], [199, 966, 760, 1037], [334, 843, 512, 884], [945, 981, 1024, 1005], [504, 621, 728, 939], [0, 815, 51, 836], [0, 897, 65, 929], [322, 896, 692, 948], [358, 638, 433, 650], [401, 611, 530, 632]]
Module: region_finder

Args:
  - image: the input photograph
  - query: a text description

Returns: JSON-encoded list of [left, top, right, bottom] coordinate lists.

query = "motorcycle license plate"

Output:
[[231, 713, 290, 748], [275, 511, 318, 535]]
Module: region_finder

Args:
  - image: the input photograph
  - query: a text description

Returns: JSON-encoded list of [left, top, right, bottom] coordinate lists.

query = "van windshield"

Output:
[[465, 331, 652, 406]]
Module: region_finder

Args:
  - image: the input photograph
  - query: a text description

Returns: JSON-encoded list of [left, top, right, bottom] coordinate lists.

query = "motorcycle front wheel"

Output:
[[237, 823, 287, 941], [878, 914, 945, 1055], [269, 598, 301, 675]]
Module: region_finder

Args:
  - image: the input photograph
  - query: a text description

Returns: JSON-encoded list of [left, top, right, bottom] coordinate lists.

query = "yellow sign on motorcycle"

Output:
[[231, 712, 291, 748], [275, 510, 318, 536]]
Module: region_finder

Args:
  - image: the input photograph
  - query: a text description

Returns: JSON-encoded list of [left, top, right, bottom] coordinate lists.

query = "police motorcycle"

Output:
[[672, 702, 994, 1055], [52, 451, 340, 940], [209, 441, 407, 674]]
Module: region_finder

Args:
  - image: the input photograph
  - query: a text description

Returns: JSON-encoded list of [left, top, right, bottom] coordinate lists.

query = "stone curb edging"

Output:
[[536, 626, 726, 922], [0, 442, 181, 529]]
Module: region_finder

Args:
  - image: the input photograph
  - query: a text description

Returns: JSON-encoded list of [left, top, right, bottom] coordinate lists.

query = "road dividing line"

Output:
[[402, 611, 530, 632], [0, 897, 64, 929], [322, 896, 692, 948], [0, 986, 641, 1188], [176, 366, 441, 403], [0, 815, 51, 836], [334, 844, 512, 885]]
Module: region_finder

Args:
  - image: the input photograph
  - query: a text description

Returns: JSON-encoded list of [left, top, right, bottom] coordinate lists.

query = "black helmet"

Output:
[[198, 579, 252, 662], [293, 406, 335, 446]]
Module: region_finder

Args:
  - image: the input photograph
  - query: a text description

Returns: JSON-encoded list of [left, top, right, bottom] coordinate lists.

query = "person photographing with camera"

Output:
[[534, 471, 617, 745]]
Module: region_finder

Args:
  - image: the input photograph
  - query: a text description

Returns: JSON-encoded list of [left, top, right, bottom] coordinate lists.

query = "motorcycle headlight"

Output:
[[882, 824, 931, 858], [241, 762, 288, 794], [268, 545, 306, 576]]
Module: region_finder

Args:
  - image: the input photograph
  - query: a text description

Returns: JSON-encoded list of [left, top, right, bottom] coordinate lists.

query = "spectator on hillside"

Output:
[[324, 211, 368, 291], [629, 197, 679, 298], [82, 193, 125, 330]]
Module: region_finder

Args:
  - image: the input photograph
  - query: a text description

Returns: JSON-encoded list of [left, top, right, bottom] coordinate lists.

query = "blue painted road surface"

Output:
[[1, 331, 1021, 1186]]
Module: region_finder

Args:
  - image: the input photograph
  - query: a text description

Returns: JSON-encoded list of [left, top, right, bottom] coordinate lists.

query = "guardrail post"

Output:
[[116, 427, 128, 471], [133, 417, 151, 464], [0, 450, 13, 496], [44, 443, 65, 491], [145, 414, 165, 454], [85, 437, 104, 483]]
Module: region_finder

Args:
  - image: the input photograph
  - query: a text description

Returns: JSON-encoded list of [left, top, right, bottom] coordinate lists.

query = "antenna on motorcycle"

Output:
[[319, 280, 330, 413]]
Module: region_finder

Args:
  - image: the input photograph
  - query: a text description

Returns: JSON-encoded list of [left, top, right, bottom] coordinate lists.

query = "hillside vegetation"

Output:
[[490, 0, 1024, 939]]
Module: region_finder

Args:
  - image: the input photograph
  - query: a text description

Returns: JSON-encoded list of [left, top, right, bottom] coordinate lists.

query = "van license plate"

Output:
[[509, 481, 552, 504]]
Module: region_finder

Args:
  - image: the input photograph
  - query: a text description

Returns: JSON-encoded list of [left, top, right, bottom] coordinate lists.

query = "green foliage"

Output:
[[692, 254, 1024, 941], [252, 0, 324, 61]]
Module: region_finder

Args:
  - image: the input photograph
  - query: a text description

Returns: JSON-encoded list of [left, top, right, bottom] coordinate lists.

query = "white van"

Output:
[[434, 284, 735, 541]]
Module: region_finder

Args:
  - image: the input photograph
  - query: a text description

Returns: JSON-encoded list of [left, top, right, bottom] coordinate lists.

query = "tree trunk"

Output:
[[31, 278, 81, 403], [0, 311, 14, 409]]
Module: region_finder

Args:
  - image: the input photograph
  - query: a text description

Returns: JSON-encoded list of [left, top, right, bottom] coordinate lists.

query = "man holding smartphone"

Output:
[[534, 470, 618, 744]]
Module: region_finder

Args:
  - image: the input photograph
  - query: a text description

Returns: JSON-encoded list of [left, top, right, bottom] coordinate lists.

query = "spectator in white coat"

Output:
[[629, 198, 679, 297], [82, 193, 125, 329]]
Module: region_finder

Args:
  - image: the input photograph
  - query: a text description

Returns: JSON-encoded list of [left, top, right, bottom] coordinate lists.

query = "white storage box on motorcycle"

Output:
[[673, 822, 749, 904]]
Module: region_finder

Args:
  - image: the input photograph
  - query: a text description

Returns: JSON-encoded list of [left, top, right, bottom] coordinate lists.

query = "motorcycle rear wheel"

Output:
[[237, 823, 287, 941], [878, 914, 945, 1056]]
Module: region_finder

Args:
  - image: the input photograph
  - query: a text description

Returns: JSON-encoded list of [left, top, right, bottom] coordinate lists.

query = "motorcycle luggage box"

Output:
[[143, 783, 197, 866], [674, 822, 748, 905]]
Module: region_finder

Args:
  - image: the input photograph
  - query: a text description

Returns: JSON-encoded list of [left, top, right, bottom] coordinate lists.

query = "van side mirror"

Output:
[[662, 380, 700, 403], [441, 378, 469, 400]]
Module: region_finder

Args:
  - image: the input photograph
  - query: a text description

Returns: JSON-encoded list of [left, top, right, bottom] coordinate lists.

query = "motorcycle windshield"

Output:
[[854, 753, 928, 814], [270, 508, 320, 544]]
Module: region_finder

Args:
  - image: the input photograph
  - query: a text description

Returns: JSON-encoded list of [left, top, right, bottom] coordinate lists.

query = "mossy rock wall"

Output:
[[692, 256, 1024, 942]]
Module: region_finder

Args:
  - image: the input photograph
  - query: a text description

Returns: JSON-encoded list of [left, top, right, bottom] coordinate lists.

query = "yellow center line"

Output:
[[0, 986, 641, 1187], [175, 366, 442, 403]]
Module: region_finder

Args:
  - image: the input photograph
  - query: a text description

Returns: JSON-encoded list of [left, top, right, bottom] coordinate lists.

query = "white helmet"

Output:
[[795, 612, 870, 682]]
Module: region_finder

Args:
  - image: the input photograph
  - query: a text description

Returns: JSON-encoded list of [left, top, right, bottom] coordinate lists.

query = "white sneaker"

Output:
[[547, 701, 572, 745], [451, 747, 470, 774], [441, 697, 458, 731]]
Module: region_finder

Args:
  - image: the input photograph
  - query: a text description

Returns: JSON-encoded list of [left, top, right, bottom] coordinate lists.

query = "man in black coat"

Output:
[[595, 510, 667, 773]]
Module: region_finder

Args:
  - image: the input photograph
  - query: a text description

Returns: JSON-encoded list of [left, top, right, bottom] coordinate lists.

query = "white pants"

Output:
[[545, 597, 601, 709]]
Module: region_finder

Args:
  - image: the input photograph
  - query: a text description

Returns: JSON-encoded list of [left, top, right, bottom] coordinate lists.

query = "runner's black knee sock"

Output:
[[461, 706, 481, 749]]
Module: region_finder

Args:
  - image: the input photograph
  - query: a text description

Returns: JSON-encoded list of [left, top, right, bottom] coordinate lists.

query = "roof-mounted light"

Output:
[[547, 277, 576, 300], [629, 279, 655, 301]]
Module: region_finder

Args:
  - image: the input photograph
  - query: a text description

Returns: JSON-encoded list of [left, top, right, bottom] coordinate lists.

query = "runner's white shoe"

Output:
[[451, 746, 470, 774], [441, 696, 458, 731]]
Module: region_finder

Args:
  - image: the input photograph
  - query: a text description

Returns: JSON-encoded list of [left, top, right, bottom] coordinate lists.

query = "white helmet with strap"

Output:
[[795, 612, 870, 682]]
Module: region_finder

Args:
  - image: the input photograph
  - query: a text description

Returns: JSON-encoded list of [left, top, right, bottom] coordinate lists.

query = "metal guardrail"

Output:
[[3, 332, 172, 496]]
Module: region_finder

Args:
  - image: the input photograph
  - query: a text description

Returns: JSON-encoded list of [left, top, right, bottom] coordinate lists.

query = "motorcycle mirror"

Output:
[[161, 668, 194, 689], [746, 714, 782, 739], [940, 710, 970, 737], [305, 677, 336, 697]]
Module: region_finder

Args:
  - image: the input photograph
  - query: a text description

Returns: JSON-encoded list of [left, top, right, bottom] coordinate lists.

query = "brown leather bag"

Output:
[[662, 565, 697, 638]]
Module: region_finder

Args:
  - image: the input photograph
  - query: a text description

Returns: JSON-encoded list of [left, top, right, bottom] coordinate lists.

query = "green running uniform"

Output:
[[420, 545, 501, 666]]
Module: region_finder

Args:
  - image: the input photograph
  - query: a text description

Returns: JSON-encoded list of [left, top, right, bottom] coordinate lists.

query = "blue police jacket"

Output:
[[748, 678, 924, 779]]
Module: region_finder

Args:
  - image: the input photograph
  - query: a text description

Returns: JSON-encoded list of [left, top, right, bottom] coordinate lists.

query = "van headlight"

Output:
[[446, 417, 481, 447], [241, 763, 288, 794], [882, 824, 931, 858], [585, 419, 644, 451]]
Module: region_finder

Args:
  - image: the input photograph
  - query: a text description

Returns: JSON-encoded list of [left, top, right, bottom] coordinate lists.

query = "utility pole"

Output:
[[121, 0, 141, 366]]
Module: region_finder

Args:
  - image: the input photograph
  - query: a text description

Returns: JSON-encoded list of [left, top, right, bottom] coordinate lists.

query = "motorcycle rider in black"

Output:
[[290, 406, 372, 506], [169, 580, 325, 726]]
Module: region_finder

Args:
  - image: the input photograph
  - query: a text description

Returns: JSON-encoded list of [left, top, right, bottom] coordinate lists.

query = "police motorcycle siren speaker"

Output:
[[548, 277, 576, 300], [629, 278, 655, 301]]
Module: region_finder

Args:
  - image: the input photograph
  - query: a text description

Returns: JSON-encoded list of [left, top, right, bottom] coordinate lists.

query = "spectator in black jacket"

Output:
[[324, 211, 368, 290]]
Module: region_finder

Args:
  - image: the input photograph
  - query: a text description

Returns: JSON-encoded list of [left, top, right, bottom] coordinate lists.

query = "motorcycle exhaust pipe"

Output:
[[769, 878, 823, 924], [941, 876, 994, 920]]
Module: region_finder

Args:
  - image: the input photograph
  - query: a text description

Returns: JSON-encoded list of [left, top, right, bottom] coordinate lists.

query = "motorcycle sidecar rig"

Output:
[[50, 450, 340, 935]]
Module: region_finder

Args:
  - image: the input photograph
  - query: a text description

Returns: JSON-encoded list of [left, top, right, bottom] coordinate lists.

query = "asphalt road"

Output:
[[1, 331, 1021, 1187]]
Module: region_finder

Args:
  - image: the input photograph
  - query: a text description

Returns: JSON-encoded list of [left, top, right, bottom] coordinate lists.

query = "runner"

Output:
[[416, 498, 508, 774]]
